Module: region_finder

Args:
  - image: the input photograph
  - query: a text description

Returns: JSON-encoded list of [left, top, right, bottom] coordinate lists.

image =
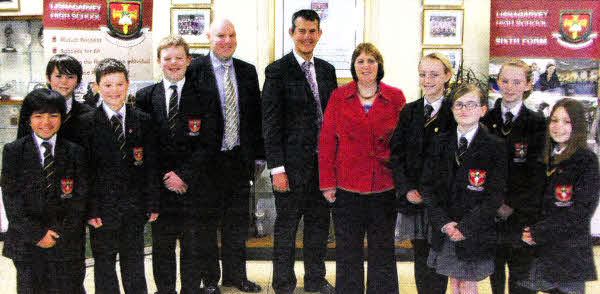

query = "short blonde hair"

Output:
[[157, 35, 190, 58]]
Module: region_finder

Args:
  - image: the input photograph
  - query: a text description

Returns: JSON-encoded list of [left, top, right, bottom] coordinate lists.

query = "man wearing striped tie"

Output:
[[187, 18, 264, 294], [82, 58, 159, 294], [136, 35, 220, 294], [1, 88, 88, 293]]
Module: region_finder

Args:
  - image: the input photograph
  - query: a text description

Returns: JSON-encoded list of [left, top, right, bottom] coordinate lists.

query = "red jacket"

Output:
[[318, 81, 406, 194]]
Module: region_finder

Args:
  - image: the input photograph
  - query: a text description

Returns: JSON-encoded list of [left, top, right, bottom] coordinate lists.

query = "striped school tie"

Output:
[[41, 141, 55, 191], [111, 114, 126, 159], [168, 84, 179, 131], [223, 63, 239, 150]]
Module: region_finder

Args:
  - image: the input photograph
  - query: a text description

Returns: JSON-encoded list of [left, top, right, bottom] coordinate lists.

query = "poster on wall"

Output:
[[43, 0, 154, 99], [489, 0, 599, 114]]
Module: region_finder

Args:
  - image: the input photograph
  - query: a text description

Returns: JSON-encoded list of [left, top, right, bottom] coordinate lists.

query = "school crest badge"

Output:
[[467, 169, 486, 191], [514, 142, 527, 163], [60, 178, 73, 199], [107, 0, 143, 39], [188, 118, 201, 136], [133, 147, 143, 166], [555, 185, 573, 202], [552, 10, 598, 49]]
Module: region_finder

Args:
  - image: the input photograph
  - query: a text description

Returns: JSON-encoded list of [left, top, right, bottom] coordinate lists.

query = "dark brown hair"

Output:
[[543, 98, 588, 164], [451, 83, 486, 106]]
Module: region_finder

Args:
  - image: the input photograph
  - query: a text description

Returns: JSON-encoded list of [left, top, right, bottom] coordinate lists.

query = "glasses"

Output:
[[452, 101, 481, 110]]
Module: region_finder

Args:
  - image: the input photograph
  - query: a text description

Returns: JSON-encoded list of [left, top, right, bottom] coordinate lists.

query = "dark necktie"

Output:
[[111, 114, 126, 159], [41, 141, 55, 191], [168, 84, 178, 131], [301, 61, 323, 127], [424, 104, 434, 121], [457, 136, 468, 158], [504, 112, 514, 130]]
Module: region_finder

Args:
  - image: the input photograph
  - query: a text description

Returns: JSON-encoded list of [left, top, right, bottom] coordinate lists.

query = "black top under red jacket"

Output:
[[422, 126, 507, 261], [390, 97, 455, 214], [528, 148, 600, 283], [481, 99, 546, 238]]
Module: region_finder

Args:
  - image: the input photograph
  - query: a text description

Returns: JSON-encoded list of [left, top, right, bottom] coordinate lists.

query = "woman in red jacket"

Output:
[[318, 42, 406, 294]]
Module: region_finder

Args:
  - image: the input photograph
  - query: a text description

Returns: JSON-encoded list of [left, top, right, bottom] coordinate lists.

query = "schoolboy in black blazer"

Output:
[[136, 35, 219, 294], [82, 58, 159, 294], [2, 88, 88, 294]]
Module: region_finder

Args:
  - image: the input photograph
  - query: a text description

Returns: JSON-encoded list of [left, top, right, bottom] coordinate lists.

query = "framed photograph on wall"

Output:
[[423, 9, 464, 46], [422, 0, 463, 7], [422, 48, 463, 74], [0, 0, 19, 11], [170, 7, 211, 47], [171, 0, 211, 6]]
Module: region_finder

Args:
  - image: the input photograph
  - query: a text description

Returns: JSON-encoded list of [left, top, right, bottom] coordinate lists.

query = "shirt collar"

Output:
[[163, 77, 186, 93], [65, 95, 73, 114], [501, 100, 523, 120], [210, 52, 233, 69], [292, 48, 315, 67], [424, 95, 444, 113], [33, 133, 57, 154], [102, 102, 126, 120], [457, 125, 479, 147]]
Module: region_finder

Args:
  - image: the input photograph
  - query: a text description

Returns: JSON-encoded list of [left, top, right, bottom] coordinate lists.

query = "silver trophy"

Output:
[[2, 25, 16, 53]]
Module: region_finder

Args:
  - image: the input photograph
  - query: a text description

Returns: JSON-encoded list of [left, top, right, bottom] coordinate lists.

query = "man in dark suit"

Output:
[[136, 35, 220, 294], [186, 19, 263, 294], [2, 89, 88, 294], [262, 9, 337, 294], [83, 58, 159, 294]]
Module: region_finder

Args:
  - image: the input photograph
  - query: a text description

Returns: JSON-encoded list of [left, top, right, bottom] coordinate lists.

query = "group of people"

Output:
[[1, 8, 599, 294]]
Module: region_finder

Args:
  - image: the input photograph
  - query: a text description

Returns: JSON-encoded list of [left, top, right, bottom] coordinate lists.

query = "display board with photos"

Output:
[[422, 9, 464, 46], [170, 7, 212, 47]]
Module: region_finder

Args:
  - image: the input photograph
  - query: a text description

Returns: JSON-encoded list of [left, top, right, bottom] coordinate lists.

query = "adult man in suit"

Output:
[[262, 9, 337, 294], [187, 19, 263, 294], [136, 35, 220, 294]]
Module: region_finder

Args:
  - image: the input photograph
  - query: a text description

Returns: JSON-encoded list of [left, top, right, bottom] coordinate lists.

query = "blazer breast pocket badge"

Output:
[[467, 169, 486, 191], [554, 184, 573, 207], [133, 147, 144, 166], [513, 142, 527, 163], [188, 118, 201, 136], [60, 178, 74, 199]]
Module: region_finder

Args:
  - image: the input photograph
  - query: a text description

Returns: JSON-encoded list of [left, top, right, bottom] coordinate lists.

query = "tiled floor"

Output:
[[1, 243, 600, 293]]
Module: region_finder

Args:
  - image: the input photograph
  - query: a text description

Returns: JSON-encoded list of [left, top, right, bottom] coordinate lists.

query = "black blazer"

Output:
[[1, 136, 88, 261], [481, 100, 546, 232], [390, 97, 455, 214], [80, 104, 159, 228], [422, 126, 507, 261], [529, 148, 599, 282], [187, 54, 264, 182], [17, 98, 94, 146], [135, 77, 220, 213], [262, 52, 337, 191]]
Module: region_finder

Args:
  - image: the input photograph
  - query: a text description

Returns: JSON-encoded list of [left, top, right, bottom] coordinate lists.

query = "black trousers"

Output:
[[412, 239, 448, 294], [272, 169, 330, 293], [214, 148, 251, 283], [151, 212, 205, 294], [89, 214, 147, 294], [333, 189, 398, 294], [490, 243, 536, 294], [13, 258, 82, 294]]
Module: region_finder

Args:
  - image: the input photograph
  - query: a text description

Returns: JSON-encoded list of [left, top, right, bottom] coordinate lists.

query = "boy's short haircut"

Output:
[[23, 88, 67, 118], [95, 58, 129, 84], [46, 54, 83, 87], [157, 35, 190, 58]]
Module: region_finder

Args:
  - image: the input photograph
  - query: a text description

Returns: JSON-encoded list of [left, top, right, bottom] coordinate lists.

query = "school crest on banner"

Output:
[[107, 0, 143, 39], [553, 10, 597, 49]]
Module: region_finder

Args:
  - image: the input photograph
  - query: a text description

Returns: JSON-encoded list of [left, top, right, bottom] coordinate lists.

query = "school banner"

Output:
[[489, 0, 599, 114], [42, 0, 154, 97]]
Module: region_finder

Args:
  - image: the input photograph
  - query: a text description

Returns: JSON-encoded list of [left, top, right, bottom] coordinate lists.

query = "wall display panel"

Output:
[[422, 9, 463, 46], [422, 47, 462, 74], [422, 0, 463, 7], [0, 0, 19, 12], [171, 7, 211, 47], [273, 0, 366, 80]]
